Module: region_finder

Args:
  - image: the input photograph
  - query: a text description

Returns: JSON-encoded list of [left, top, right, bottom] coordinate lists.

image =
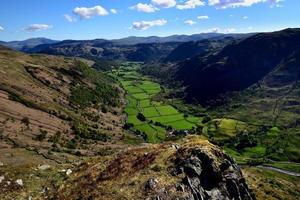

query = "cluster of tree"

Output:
[[72, 121, 109, 142], [69, 61, 120, 109]]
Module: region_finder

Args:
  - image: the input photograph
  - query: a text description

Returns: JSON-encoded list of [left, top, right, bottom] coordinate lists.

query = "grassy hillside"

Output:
[[0, 46, 143, 161]]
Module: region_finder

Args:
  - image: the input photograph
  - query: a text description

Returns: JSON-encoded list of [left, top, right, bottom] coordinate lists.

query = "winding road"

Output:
[[257, 165, 300, 177]]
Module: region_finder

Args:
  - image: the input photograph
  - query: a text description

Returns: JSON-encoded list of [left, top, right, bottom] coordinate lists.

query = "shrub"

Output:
[[202, 116, 211, 124], [123, 123, 134, 130], [48, 131, 61, 144], [35, 129, 48, 141], [72, 121, 109, 142], [67, 138, 78, 149], [21, 117, 30, 126]]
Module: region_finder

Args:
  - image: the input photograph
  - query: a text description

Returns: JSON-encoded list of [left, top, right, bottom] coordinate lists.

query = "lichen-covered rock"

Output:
[[144, 139, 255, 200]]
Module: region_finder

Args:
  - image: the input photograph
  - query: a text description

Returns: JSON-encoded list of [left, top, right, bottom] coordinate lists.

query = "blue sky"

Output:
[[0, 0, 299, 41]]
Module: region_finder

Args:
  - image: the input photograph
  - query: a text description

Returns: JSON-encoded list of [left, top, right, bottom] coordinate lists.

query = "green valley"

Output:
[[110, 63, 201, 143]]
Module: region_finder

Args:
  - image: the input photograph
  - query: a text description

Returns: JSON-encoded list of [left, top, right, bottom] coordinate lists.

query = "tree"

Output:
[[202, 116, 211, 124], [137, 113, 146, 121]]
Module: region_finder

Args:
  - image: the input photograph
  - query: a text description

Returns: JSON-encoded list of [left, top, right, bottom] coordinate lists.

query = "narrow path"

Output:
[[257, 165, 300, 177]]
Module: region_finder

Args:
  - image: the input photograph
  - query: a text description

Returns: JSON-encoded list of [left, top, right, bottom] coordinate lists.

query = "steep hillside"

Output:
[[0, 45, 133, 160], [167, 28, 300, 162], [175, 28, 300, 102], [164, 37, 236, 62]]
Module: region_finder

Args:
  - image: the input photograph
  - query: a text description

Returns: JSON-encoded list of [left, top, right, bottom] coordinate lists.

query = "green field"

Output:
[[156, 105, 179, 115], [110, 63, 200, 143], [127, 115, 144, 126], [166, 120, 195, 130], [150, 114, 184, 123], [131, 93, 149, 100], [143, 107, 160, 118], [140, 99, 151, 107]]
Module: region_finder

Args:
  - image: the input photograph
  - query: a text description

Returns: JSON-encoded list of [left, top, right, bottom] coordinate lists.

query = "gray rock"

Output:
[[146, 147, 255, 200], [145, 177, 159, 191], [38, 164, 51, 171], [0, 176, 4, 183], [66, 169, 72, 176], [16, 179, 23, 186]]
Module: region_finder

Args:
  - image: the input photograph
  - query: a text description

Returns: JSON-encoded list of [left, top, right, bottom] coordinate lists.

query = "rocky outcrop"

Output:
[[56, 136, 255, 200], [145, 142, 255, 200]]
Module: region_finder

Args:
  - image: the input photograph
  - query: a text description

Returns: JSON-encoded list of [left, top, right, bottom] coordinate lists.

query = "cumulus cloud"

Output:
[[110, 9, 118, 14], [73, 5, 109, 19], [0, 26, 4, 31], [208, 0, 282, 9], [130, 3, 159, 13], [197, 15, 209, 20], [64, 14, 76, 22], [184, 20, 197, 25], [25, 24, 52, 32], [243, 16, 249, 19], [176, 0, 205, 10], [151, 0, 177, 8], [132, 19, 167, 30]]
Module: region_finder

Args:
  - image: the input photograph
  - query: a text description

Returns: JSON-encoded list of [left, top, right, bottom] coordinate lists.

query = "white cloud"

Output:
[[130, 3, 159, 13], [25, 24, 52, 32], [243, 16, 249, 19], [132, 19, 167, 30], [152, 0, 177, 8], [184, 20, 197, 25], [197, 15, 209, 20], [73, 5, 109, 19], [0, 26, 4, 31], [201, 27, 220, 33], [208, 0, 282, 9], [176, 0, 205, 10], [64, 14, 76, 22], [110, 9, 117, 14], [201, 27, 236, 33]]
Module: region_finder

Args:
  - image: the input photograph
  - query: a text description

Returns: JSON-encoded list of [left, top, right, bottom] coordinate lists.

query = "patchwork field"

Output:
[[110, 63, 201, 143]]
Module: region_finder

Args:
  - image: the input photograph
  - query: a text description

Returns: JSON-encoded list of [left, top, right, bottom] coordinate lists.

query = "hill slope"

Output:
[[0, 45, 129, 159], [175, 28, 300, 102], [164, 37, 236, 62]]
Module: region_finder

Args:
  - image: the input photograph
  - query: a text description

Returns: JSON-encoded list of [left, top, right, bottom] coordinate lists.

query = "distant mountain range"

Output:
[[0, 33, 251, 56], [0, 38, 59, 51], [110, 33, 224, 45]]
